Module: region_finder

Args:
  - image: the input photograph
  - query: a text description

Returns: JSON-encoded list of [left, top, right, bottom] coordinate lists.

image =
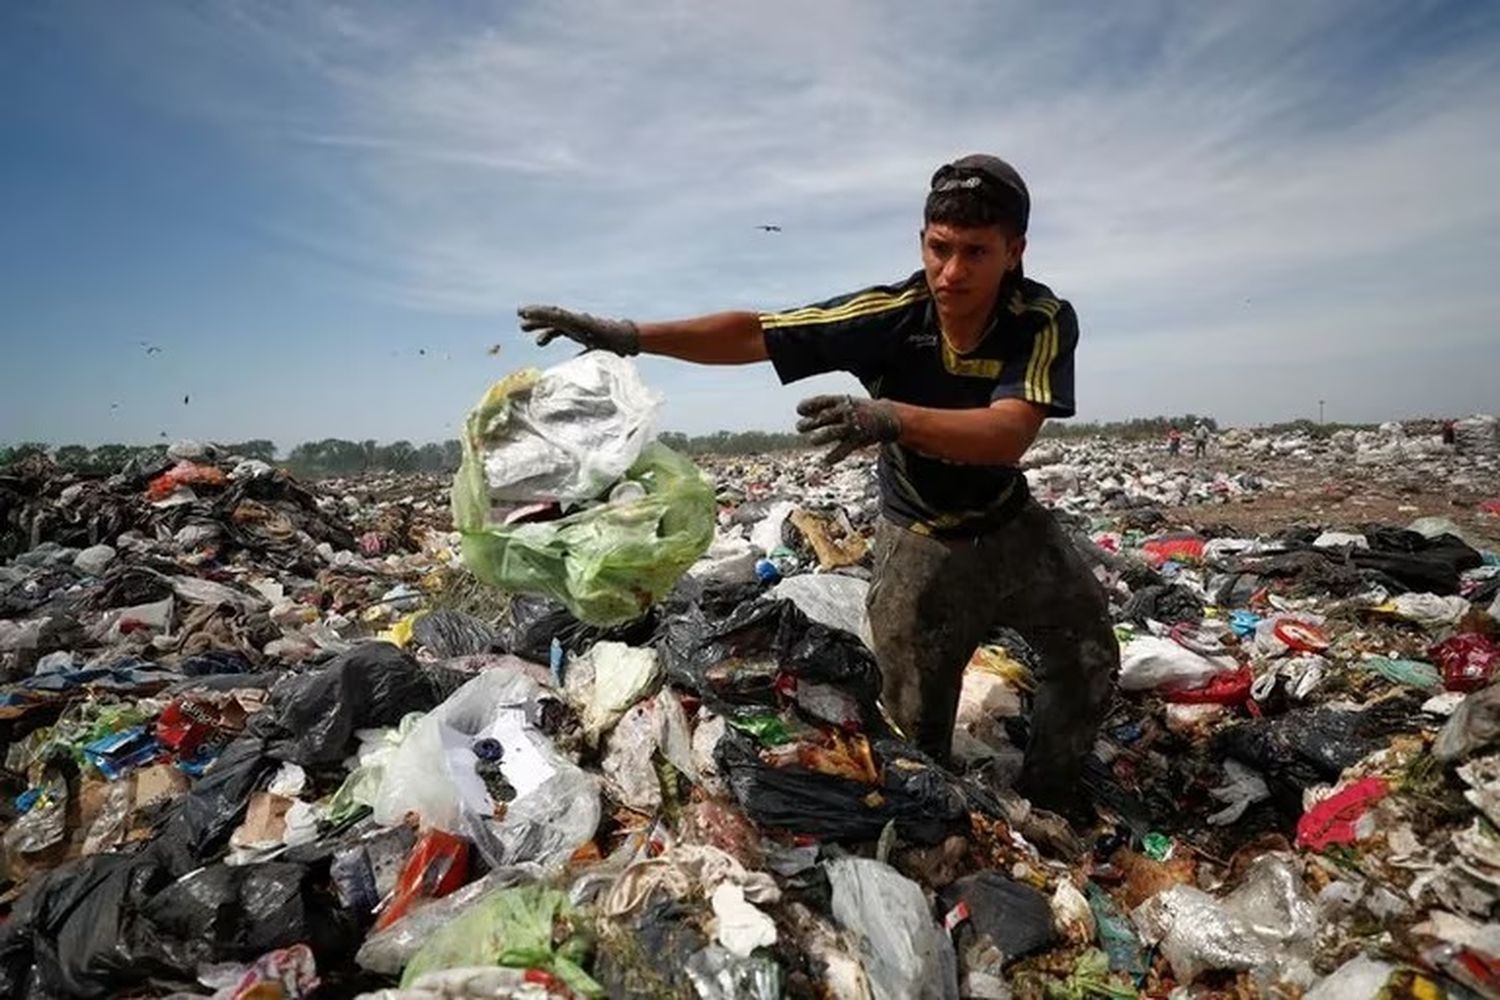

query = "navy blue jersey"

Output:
[[762, 271, 1077, 534]]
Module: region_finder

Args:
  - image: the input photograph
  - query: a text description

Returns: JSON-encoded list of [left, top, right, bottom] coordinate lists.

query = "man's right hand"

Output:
[[517, 305, 640, 356]]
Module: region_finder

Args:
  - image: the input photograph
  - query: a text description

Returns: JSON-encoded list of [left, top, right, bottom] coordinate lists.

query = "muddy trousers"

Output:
[[866, 500, 1120, 811]]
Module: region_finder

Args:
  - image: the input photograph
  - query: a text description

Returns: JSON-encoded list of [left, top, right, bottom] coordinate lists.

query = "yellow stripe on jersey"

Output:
[[940, 340, 1003, 379], [1023, 300, 1061, 406], [759, 286, 928, 330]]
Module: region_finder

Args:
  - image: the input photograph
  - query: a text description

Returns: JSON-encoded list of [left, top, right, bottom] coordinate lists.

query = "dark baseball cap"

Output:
[[930, 154, 1030, 233]]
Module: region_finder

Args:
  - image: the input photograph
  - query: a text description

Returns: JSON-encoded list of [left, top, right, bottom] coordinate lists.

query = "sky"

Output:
[[2, 0, 1499, 449]]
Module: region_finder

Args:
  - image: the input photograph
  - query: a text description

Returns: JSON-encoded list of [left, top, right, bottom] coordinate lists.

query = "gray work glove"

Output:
[[796, 394, 901, 465], [517, 304, 640, 356]]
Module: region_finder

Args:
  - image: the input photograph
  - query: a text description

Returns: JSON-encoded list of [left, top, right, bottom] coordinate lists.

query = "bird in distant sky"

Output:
[[756, 224, 782, 232], [139, 340, 162, 355], [486, 344, 503, 356], [183, 394, 190, 406]]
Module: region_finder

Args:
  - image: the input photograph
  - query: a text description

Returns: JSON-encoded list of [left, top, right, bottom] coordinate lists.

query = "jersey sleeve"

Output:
[[759, 279, 925, 385], [992, 300, 1078, 417]]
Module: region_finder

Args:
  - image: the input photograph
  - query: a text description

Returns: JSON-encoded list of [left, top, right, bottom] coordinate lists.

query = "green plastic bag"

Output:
[[401, 885, 603, 997], [453, 379, 715, 625], [1360, 657, 1442, 690]]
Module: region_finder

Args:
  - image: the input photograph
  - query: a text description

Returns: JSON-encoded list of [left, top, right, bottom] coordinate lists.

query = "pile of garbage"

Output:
[[5, 377, 1500, 997], [1020, 441, 1278, 513]]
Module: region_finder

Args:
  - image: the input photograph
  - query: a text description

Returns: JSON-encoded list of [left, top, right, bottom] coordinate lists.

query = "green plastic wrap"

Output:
[[452, 375, 715, 626], [400, 885, 602, 996]]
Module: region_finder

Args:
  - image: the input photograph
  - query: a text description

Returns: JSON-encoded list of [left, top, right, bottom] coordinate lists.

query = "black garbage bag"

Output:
[[266, 642, 444, 766], [939, 871, 1056, 968], [1351, 527, 1483, 595], [497, 595, 656, 663], [176, 649, 253, 676], [659, 599, 882, 722], [0, 849, 173, 999], [153, 735, 276, 874], [138, 860, 361, 978], [715, 728, 967, 844], [411, 609, 499, 658], [1120, 584, 1203, 626], [1216, 695, 1419, 807]]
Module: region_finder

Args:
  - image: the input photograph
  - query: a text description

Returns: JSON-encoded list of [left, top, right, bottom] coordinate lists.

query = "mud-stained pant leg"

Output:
[[867, 520, 995, 761], [989, 501, 1120, 811]]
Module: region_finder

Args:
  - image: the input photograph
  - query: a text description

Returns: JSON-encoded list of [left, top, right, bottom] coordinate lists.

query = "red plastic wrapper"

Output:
[[1273, 619, 1330, 653], [1429, 634, 1500, 693], [1296, 777, 1388, 851], [146, 461, 228, 501], [1141, 537, 1206, 568], [1166, 666, 1253, 705], [374, 829, 470, 930]]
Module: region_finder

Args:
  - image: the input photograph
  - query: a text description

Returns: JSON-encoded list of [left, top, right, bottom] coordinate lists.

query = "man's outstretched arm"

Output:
[[638, 312, 769, 364], [797, 395, 1047, 466], [517, 305, 768, 364]]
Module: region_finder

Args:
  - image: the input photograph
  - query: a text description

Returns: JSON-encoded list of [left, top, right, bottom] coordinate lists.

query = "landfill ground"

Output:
[[3, 416, 1500, 999]]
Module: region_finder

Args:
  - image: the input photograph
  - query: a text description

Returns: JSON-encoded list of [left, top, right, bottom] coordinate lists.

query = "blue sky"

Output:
[[3, 1, 1499, 448]]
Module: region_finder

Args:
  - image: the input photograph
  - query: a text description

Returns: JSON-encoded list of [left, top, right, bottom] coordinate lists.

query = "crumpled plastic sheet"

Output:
[[1435, 681, 1500, 762], [685, 944, 783, 1000], [569, 641, 661, 741], [1206, 759, 1271, 825], [1132, 884, 1270, 984], [769, 573, 874, 648], [1131, 853, 1318, 989], [470, 352, 660, 504], [826, 856, 958, 1000]]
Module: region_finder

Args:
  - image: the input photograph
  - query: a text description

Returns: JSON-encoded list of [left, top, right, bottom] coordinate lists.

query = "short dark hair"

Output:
[[923, 187, 1024, 234]]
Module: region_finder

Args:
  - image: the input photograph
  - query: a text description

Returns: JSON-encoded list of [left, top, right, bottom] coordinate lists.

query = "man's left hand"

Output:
[[795, 395, 902, 464]]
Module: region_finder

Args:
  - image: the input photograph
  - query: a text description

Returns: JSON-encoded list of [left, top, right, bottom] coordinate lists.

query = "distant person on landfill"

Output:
[[1167, 426, 1182, 458], [1192, 421, 1210, 459], [518, 153, 1118, 820]]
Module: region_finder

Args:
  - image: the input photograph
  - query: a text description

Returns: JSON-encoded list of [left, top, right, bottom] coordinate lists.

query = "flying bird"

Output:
[[486, 344, 504, 356], [183, 394, 190, 406], [755, 225, 782, 233], [419, 348, 427, 356], [138, 340, 163, 355]]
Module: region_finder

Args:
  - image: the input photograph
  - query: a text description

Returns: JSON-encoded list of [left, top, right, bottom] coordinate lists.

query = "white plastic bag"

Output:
[[476, 353, 660, 504], [567, 641, 661, 741], [373, 669, 599, 867], [826, 857, 958, 1000], [1119, 636, 1237, 692]]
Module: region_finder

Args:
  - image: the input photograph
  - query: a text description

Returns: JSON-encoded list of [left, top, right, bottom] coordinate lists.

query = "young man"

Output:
[[519, 154, 1118, 816]]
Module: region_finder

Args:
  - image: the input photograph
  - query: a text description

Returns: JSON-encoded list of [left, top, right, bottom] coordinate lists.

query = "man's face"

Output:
[[920, 222, 1025, 313]]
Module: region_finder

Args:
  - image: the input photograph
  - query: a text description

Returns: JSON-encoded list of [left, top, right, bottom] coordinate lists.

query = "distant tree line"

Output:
[[0, 439, 461, 479], [1038, 415, 1221, 441], [658, 430, 805, 456]]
